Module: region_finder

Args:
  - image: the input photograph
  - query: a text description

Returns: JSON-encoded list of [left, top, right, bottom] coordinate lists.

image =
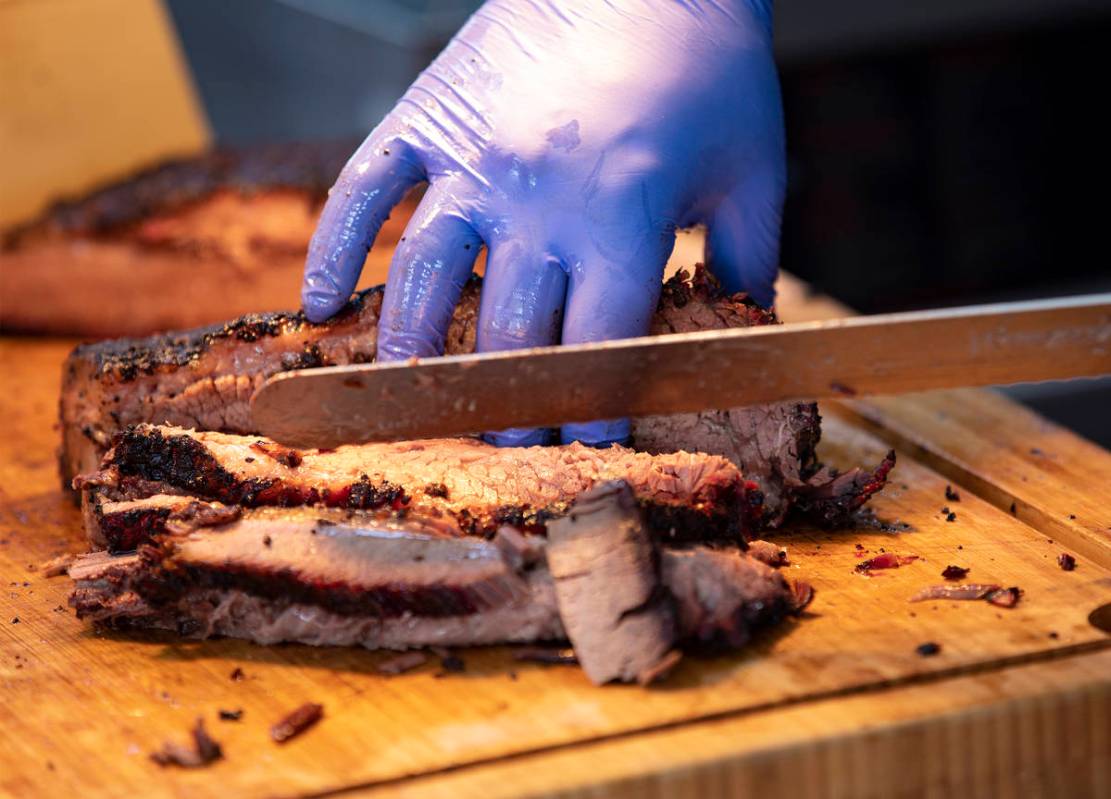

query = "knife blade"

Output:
[[252, 294, 1111, 448]]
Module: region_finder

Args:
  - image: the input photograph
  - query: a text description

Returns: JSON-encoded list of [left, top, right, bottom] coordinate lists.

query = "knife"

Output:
[[252, 294, 1111, 449]]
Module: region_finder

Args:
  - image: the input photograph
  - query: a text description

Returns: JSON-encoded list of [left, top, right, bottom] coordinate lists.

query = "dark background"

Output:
[[166, 0, 1111, 446]]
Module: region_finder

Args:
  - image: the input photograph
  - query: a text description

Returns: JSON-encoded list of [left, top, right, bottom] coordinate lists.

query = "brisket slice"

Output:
[[60, 268, 829, 526], [69, 481, 801, 683], [1, 141, 404, 338], [80, 425, 759, 550], [547, 483, 676, 684]]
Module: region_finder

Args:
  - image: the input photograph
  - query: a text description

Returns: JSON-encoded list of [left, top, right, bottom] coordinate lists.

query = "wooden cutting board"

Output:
[[1, 279, 1109, 799]]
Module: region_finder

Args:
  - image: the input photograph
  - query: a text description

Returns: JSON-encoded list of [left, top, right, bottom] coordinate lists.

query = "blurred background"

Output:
[[168, 0, 1111, 447], [4, 0, 1109, 443]]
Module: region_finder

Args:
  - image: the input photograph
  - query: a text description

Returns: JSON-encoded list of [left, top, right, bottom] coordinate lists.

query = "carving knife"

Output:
[[252, 294, 1111, 449]]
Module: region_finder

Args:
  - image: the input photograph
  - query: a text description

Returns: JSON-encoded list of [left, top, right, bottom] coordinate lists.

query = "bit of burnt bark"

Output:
[[941, 565, 970, 580], [271, 703, 324, 743], [915, 642, 942, 657], [1057, 553, 1077, 571], [945, 511, 957, 523], [218, 709, 243, 721], [150, 719, 223, 768], [423, 483, 449, 499], [437, 650, 466, 673], [944, 485, 961, 502], [229, 667, 245, 681]]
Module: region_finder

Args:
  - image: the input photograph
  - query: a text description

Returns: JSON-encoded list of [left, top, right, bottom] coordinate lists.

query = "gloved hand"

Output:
[[302, 0, 785, 447]]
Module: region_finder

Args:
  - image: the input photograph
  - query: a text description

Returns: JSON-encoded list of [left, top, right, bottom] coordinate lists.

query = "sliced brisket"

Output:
[[80, 424, 758, 549], [60, 268, 833, 526], [69, 481, 800, 683]]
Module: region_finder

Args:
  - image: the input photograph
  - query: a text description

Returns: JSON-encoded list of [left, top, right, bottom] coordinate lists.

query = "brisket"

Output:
[[1, 141, 408, 338], [61, 268, 837, 526], [79, 424, 759, 550], [547, 483, 676, 684], [69, 481, 801, 683]]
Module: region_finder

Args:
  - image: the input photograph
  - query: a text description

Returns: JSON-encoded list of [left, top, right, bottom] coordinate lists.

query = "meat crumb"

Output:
[[945, 512, 957, 523], [1057, 553, 1077, 571], [229, 667, 245, 681], [10, 617, 19, 624], [985, 586, 1022, 608], [915, 642, 942, 657], [514, 647, 579, 665], [218, 708, 244, 721], [150, 719, 223, 768], [855, 553, 918, 574], [941, 565, 969, 580], [944, 485, 961, 502], [376, 651, 427, 675], [40, 553, 76, 577], [271, 703, 324, 743]]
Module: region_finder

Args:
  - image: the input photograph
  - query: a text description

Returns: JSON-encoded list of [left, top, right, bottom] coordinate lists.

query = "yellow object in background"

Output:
[[0, 0, 210, 228]]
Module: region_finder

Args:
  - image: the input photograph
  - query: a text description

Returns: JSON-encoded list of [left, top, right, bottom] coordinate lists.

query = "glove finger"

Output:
[[378, 180, 483, 361], [705, 168, 786, 308], [477, 235, 569, 448], [559, 229, 674, 446], [302, 134, 425, 322]]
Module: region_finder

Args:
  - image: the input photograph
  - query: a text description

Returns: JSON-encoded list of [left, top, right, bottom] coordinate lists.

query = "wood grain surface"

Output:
[[2, 281, 1110, 798]]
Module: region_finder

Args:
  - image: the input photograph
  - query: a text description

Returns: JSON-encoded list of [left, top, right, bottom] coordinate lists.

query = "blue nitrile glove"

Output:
[[302, 0, 785, 447]]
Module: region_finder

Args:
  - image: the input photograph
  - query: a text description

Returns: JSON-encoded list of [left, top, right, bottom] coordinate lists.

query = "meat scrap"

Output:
[[150, 719, 223, 768], [271, 703, 324, 744], [985, 587, 1022, 608], [747, 540, 788, 568], [910, 584, 1023, 608], [941, 565, 970, 580], [786, 451, 896, 528], [40, 553, 76, 577], [1058, 553, 1077, 571], [855, 552, 919, 574]]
